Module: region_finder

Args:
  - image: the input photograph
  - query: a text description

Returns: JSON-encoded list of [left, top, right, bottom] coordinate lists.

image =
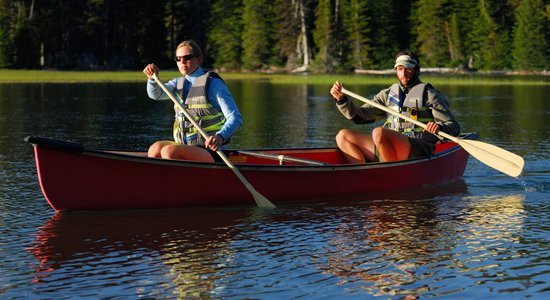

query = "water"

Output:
[[0, 80, 549, 299]]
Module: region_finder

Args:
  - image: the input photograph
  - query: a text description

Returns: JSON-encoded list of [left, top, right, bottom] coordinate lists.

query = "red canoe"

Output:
[[26, 134, 476, 211]]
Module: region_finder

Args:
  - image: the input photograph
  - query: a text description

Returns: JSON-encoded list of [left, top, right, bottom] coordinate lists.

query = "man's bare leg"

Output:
[[335, 129, 376, 163], [371, 127, 411, 162]]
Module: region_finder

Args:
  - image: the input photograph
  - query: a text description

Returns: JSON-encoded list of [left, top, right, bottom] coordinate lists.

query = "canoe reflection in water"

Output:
[[29, 209, 247, 298]]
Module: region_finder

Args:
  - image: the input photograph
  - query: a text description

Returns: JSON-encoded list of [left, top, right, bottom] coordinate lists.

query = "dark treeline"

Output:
[[0, 0, 548, 72]]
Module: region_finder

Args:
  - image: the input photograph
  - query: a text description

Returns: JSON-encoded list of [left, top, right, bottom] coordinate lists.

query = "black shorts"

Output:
[[407, 137, 435, 159], [205, 148, 224, 163]]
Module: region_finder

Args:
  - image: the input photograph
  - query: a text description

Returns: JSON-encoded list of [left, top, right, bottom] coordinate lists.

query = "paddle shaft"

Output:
[[151, 74, 275, 208]]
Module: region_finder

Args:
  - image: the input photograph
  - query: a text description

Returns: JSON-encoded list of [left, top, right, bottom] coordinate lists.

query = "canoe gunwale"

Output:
[[25, 133, 477, 172]]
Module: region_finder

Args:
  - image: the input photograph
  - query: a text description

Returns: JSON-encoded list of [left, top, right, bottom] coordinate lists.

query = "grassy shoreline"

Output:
[[0, 69, 548, 85]]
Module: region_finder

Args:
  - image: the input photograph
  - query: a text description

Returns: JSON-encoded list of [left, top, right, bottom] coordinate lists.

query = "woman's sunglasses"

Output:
[[174, 54, 195, 62]]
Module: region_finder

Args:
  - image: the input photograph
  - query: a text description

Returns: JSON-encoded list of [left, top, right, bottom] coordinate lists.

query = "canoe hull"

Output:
[[28, 136, 473, 211]]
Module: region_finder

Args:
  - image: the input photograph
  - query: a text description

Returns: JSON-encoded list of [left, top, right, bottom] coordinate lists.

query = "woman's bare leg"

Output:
[[160, 144, 215, 162], [148, 141, 175, 158]]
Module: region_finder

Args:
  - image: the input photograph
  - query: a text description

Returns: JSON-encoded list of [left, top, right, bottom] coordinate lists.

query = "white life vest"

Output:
[[173, 72, 226, 145]]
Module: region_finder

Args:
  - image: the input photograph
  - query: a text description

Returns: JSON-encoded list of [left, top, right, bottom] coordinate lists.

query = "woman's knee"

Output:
[[147, 141, 165, 157], [161, 145, 215, 162], [160, 144, 179, 159]]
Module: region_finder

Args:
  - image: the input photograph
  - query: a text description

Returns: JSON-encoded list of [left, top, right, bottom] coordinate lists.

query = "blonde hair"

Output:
[[176, 40, 203, 58]]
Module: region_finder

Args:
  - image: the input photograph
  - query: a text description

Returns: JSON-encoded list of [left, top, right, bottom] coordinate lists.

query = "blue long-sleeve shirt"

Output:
[[147, 67, 243, 141]]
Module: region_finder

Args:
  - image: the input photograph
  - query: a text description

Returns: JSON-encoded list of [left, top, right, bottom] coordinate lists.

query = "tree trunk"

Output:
[[298, 0, 310, 68]]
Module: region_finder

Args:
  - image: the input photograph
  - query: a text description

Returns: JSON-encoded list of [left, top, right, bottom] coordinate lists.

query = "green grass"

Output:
[[0, 70, 147, 83], [0, 69, 548, 85]]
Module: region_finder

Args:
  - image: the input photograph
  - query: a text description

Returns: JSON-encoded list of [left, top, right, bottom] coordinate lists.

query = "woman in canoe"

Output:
[[330, 50, 460, 163], [143, 40, 243, 162]]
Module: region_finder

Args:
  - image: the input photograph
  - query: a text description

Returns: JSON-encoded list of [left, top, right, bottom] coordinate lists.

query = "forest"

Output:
[[0, 0, 548, 73]]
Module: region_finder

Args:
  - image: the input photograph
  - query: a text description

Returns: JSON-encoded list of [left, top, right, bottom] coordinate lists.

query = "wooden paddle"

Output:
[[151, 74, 276, 208], [341, 88, 525, 177]]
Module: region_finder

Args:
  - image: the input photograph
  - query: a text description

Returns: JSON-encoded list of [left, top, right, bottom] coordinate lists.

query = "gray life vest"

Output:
[[383, 82, 434, 135], [173, 71, 226, 145]]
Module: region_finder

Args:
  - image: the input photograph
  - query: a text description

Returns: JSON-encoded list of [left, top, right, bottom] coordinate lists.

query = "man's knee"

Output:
[[336, 128, 352, 144], [371, 127, 386, 145]]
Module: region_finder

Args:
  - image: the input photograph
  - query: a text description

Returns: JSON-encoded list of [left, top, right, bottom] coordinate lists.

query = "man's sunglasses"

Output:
[[174, 54, 195, 62]]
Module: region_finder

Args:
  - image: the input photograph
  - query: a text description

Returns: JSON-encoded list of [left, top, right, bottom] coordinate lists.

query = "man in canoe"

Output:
[[330, 50, 460, 163], [143, 40, 243, 162]]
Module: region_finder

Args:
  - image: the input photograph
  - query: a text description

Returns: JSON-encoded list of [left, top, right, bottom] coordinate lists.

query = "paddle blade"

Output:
[[458, 139, 525, 177], [252, 191, 276, 209]]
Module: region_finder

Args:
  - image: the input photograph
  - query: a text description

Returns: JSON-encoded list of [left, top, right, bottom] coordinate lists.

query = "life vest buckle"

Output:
[[410, 108, 418, 120]]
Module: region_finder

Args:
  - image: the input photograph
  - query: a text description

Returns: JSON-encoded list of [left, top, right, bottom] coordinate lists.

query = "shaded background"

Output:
[[1, 0, 548, 72]]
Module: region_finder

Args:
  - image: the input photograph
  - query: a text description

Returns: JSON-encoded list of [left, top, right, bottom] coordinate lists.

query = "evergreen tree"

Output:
[[242, 0, 276, 70], [413, 0, 451, 67], [394, 0, 414, 53], [134, 1, 169, 68], [0, 0, 14, 68], [467, 0, 509, 70], [165, 0, 211, 66], [274, 0, 315, 71], [491, 0, 515, 70], [344, 0, 371, 69], [209, 0, 243, 70], [12, 1, 40, 68], [0, 0, 547, 72], [368, 1, 406, 68], [274, 0, 301, 69], [446, 0, 476, 69], [512, 0, 549, 70], [446, 13, 464, 66], [33, 0, 87, 69], [312, 0, 331, 71], [95, 0, 143, 69], [313, 0, 349, 72]]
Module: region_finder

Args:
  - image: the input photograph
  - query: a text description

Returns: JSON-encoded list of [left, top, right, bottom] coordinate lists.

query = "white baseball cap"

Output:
[[394, 55, 419, 68]]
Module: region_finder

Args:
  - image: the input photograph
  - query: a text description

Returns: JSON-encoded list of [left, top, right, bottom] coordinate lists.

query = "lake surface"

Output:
[[1, 79, 549, 299]]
